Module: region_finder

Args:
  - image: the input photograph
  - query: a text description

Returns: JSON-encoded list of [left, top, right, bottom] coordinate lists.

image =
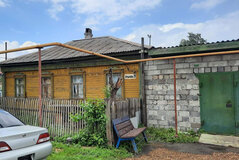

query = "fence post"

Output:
[[106, 99, 113, 146]]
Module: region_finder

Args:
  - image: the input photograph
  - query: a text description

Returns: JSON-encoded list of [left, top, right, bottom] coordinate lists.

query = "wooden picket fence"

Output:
[[0, 97, 140, 138], [0, 97, 85, 137]]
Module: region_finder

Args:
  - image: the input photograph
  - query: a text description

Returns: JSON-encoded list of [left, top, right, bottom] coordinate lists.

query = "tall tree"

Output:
[[180, 32, 207, 46]]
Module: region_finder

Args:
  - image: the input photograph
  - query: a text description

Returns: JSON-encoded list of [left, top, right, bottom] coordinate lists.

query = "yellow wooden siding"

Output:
[[5, 64, 139, 99]]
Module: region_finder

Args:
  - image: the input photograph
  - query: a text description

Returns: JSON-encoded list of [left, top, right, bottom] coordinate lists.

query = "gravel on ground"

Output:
[[125, 143, 239, 160]]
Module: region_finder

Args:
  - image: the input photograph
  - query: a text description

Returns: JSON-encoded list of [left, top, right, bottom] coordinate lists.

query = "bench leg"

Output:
[[131, 139, 138, 153], [142, 131, 148, 143], [116, 139, 121, 149]]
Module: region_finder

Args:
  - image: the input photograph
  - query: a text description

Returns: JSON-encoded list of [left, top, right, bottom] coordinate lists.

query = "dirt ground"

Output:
[[125, 143, 239, 160]]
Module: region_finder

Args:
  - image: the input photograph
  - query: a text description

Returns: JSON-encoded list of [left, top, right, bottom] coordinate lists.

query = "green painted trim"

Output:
[[149, 41, 239, 56], [1, 55, 140, 73]]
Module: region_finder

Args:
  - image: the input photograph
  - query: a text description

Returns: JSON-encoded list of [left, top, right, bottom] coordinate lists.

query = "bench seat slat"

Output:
[[118, 125, 134, 137], [121, 127, 146, 138], [116, 120, 133, 131]]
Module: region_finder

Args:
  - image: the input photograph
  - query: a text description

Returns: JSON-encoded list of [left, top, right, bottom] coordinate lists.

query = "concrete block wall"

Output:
[[145, 54, 239, 131]]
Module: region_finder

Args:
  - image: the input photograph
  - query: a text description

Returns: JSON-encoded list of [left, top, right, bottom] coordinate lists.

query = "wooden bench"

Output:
[[112, 116, 147, 152]]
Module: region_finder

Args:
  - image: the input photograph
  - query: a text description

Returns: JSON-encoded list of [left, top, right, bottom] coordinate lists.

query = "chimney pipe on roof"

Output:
[[84, 28, 93, 39]]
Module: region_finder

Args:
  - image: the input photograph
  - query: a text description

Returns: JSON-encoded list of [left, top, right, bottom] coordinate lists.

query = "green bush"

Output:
[[70, 99, 107, 146]]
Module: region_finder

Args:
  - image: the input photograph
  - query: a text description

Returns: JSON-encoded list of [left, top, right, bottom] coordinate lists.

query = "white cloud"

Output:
[[124, 11, 239, 47], [44, 0, 162, 26], [110, 27, 122, 33], [0, 0, 6, 7], [0, 41, 38, 61], [191, 0, 225, 10]]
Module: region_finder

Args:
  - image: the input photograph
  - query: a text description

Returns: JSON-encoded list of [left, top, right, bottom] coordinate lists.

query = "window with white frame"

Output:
[[71, 75, 84, 99], [15, 78, 25, 98], [42, 77, 52, 98], [106, 73, 122, 99]]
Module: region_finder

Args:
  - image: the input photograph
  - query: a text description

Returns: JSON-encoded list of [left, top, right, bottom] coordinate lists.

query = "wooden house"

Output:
[[0, 29, 151, 100]]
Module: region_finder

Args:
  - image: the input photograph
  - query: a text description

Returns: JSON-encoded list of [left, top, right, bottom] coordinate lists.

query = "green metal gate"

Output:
[[198, 72, 239, 135]]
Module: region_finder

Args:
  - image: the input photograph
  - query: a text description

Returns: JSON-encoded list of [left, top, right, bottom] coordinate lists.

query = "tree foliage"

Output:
[[180, 32, 207, 46]]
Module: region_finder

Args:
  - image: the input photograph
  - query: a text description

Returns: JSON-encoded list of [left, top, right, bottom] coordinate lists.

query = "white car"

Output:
[[0, 109, 52, 160]]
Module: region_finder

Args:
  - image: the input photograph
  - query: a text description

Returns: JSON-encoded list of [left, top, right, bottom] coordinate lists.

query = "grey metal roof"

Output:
[[1, 36, 151, 65]]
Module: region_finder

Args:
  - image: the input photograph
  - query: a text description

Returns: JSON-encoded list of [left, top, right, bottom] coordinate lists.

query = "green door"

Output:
[[199, 72, 236, 135]]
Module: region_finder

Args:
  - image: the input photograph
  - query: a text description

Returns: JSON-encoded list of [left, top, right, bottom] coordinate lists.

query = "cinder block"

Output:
[[203, 55, 221, 62], [205, 67, 211, 73], [177, 68, 194, 74], [208, 61, 228, 67]]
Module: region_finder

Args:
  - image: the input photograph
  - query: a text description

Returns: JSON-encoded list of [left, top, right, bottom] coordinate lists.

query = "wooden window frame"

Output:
[[14, 74, 26, 98], [70, 69, 86, 99], [104, 68, 125, 99], [41, 72, 54, 99]]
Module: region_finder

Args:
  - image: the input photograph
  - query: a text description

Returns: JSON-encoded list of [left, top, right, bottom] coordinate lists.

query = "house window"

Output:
[[15, 78, 25, 98], [106, 73, 122, 99], [42, 77, 52, 98], [71, 75, 84, 99]]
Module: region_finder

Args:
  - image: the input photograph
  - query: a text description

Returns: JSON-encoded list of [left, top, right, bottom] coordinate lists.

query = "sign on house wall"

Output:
[[124, 74, 136, 79]]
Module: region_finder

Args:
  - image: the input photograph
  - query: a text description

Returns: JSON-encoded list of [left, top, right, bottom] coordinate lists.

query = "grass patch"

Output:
[[47, 142, 133, 160], [146, 127, 200, 143]]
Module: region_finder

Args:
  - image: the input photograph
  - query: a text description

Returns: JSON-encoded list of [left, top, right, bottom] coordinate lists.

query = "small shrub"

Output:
[[70, 99, 107, 146]]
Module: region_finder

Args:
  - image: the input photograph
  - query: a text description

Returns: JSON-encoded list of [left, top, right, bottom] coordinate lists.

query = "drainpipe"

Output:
[[173, 59, 178, 136], [38, 48, 42, 127]]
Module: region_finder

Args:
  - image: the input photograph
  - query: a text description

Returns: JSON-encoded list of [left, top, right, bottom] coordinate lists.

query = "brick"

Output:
[[190, 62, 208, 68], [199, 68, 204, 73], [205, 67, 211, 73], [190, 90, 199, 96], [161, 69, 174, 74], [179, 111, 190, 117], [158, 75, 164, 79], [148, 110, 158, 116], [223, 54, 239, 60], [148, 120, 158, 125], [148, 65, 157, 70], [147, 70, 161, 76], [178, 122, 191, 128], [145, 75, 152, 80], [169, 58, 185, 64], [232, 66, 238, 71], [212, 67, 217, 72], [193, 68, 199, 73], [225, 66, 231, 72], [185, 57, 202, 63], [176, 63, 189, 69], [208, 61, 228, 67], [217, 66, 224, 72], [177, 68, 193, 74], [191, 123, 201, 128], [203, 55, 221, 62], [229, 60, 239, 66], [157, 64, 173, 69], [154, 60, 169, 65], [182, 117, 189, 122], [189, 100, 200, 106]]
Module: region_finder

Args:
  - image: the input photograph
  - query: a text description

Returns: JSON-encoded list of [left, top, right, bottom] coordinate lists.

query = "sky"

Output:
[[0, 0, 239, 60]]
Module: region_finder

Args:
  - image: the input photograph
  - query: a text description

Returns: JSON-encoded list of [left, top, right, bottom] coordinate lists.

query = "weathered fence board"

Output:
[[0, 97, 140, 140], [105, 98, 140, 145], [0, 97, 85, 137]]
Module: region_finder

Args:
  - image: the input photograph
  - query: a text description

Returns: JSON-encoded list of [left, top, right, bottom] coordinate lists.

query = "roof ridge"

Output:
[[108, 36, 152, 49], [72, 36, 111, 42]]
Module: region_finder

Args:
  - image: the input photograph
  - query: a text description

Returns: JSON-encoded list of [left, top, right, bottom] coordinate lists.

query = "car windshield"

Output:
[[0, 110, 24, 128]]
